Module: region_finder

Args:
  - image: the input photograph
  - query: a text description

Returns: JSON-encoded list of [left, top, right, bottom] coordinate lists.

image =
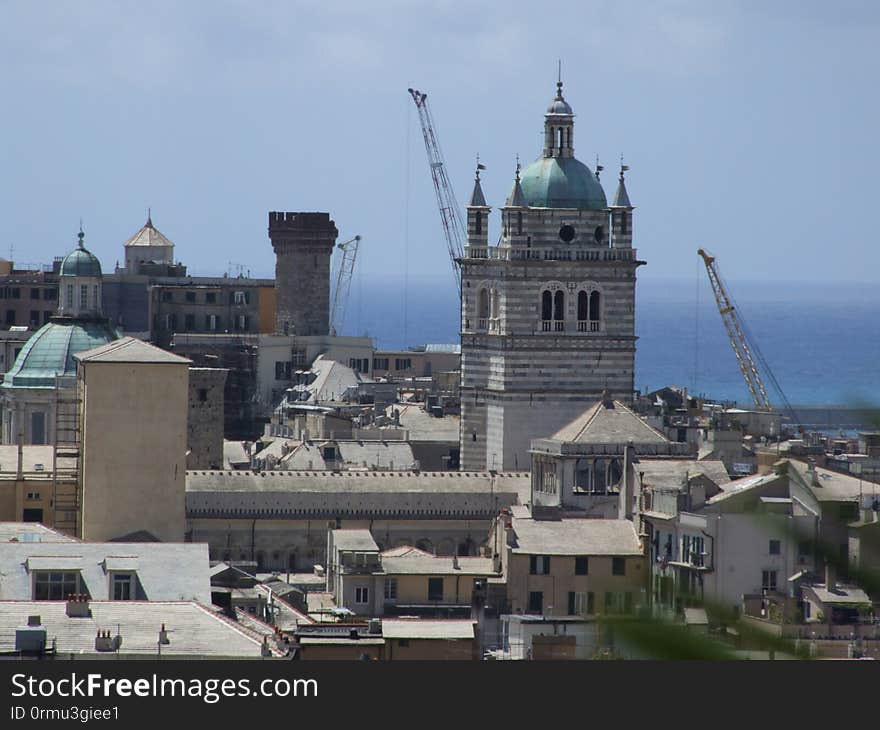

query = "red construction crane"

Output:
[[408, 88, 465, 296]]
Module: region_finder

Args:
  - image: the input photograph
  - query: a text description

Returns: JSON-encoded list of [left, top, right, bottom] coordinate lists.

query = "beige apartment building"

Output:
[[77, 337, 191, 542], [498, 507, 647, 617]]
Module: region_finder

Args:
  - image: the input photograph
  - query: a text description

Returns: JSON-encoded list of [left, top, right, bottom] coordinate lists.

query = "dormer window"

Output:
[[111, 572, 136, 600]]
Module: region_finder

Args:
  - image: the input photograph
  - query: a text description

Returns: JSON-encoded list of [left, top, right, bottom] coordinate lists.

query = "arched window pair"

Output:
[[541, 290, 565, 331], [478, 288, 498, 331], [577, 290, 601, 332]]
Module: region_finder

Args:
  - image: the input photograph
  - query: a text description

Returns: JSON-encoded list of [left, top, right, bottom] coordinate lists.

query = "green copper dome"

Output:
[[518, 156, 607, 210], [59, 246, 102, 277], [2, 318, 118, 389], [59, 231, 102, 278]]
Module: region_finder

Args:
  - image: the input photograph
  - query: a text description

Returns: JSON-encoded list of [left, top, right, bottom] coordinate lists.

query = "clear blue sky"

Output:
[[1, 1, 877, 288]]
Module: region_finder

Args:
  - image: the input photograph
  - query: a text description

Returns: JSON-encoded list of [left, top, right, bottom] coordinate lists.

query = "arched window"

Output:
[[517, 211, 523, 235], [490, 289, 499, 319], [541, 290, 553, 329], [620, 210, 628, 236], [475, 210, 483, 235], [553, 290, 565, 330], [558, 127, 564, 148], [589, 291, 601, 330], [478, 288, 489, 329], [594, 225, 605, 243], [577, 290, 588, 326]]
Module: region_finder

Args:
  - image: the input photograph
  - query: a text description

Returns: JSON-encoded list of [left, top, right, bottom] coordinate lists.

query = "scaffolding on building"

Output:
[[52, 374, 81, 537]]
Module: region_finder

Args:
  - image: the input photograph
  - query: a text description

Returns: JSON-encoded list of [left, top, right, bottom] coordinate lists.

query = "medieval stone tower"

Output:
[[459, 80, 643, 471], [268, 211, 338, 336]]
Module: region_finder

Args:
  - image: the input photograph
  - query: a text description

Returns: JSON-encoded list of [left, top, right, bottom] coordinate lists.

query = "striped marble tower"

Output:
[[459, 80, 644, 471]]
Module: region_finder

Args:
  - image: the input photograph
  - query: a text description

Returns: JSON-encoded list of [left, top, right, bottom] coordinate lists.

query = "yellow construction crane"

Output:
[[697, 248, 797, 430]]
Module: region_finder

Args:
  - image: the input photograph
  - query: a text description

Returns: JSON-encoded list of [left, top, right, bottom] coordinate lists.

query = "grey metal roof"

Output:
[[387, 404, 460, 442], [331, 529, 379, 552], [468, 177, 488, 207], [637, 459, 731, 491], [382, 619, 475, 640], [75, 336, 192, 364], [185, 470, 529, 519], [551, 399, 670, 445], [0, 541, 211, 603], [379, 548, 495, 576], [612, 175, 632, 207], [804, 584, 871, 605], [0, 600, 281, 657], [510, 517, 642, 556], [0, 522, 77, 543], [123, 216, 175, 249], [505, 176, 526, 208], [789, 461, 864, 502]]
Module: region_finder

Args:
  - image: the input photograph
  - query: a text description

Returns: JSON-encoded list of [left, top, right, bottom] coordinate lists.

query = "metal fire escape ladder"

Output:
[[697, 248, 772, 411], [329, 235, 362, 336], [408, 88, 465, 296], [52, 374, 82, 536]]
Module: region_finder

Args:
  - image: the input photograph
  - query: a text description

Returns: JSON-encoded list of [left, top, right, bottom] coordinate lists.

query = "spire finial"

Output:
[[620, 155, 630, 180], [595, 154, 604, 181], [556, 60, 564, 99], [146, 207, 153, 227], [77, 219, 84, 249], [475, 154, 486, 181], [515, 153, 521, 182]]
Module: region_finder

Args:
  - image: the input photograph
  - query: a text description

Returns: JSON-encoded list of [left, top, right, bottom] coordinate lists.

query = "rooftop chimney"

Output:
[[825, 562, 837, 591], [65, 594, 90, 618]]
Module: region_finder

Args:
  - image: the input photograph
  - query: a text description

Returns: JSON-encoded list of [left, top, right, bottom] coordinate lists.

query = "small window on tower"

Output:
[[594, 225, 605, 243], [559, 225, 575, 243]]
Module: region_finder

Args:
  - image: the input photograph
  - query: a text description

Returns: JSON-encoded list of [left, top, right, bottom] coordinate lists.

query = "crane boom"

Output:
[[408, 88, 465, 296], [698, 248, 772, 411], [329, 235, 361, 335]]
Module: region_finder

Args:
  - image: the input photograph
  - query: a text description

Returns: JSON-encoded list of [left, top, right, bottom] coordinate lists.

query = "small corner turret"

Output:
[[610, 160, 634, 249]]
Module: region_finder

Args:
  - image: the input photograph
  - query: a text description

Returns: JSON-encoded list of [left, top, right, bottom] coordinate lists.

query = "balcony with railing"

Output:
[[465, 246, 635, 263], [577, 320, 601, 332]]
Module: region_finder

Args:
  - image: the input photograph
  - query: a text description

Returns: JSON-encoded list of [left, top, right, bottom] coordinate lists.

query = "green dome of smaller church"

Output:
[[2, 318, 118, 389], [518, 156, 607, 210], [59, 231, 102, 277]]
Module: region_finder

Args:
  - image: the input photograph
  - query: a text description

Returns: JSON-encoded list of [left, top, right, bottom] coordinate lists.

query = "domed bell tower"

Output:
[[459, 78, 644, 471]]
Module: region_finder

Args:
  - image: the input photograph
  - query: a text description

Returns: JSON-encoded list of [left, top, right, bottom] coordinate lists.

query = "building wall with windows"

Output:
[[148, 279, 270, 347], [0, 272, 59, 330], [505, 551, 645, 617], [371, 350, 460, 380]]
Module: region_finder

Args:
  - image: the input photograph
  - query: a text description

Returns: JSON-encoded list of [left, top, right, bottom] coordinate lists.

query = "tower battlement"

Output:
[[268, 211, 338, 336], [268, 211, 337, 236]]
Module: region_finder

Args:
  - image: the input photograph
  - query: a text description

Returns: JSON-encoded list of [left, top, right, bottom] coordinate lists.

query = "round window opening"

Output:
[[559, 225, 576, 243]]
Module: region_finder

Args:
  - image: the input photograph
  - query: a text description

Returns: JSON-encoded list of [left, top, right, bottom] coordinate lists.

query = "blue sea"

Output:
[[336, 276, 880, 408]]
